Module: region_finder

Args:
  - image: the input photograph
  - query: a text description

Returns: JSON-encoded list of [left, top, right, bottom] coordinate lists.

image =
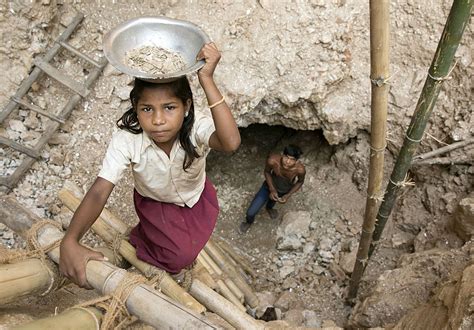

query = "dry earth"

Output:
[[0, 0, 473, 329]]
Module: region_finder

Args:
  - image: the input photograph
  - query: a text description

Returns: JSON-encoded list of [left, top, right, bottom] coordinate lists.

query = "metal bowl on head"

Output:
[[103, 16, 210, 83]]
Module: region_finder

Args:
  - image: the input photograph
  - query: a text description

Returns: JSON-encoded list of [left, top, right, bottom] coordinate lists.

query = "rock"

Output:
[[393, 261, 474, 330], [255, 291, 277, 318], [276, 211, 312, 250], [8, 119, 26, 132], [391, 231, 415, 249], [282, 309, 305, 326], [339, 249, 357, 274], [303, 310, 321, 328], [450, 194, 474, 241], [349, 247, 472, 328], [274, 290, 299, 312]]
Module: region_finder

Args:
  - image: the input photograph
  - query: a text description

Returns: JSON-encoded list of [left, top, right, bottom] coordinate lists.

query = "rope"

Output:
[[368, 192, 385, 203], [427, 60, 458, 82], [370, 143, 387, 153], [74, 271, 146, 329], [370, 71, 396, 87], [389, 173, 415, 188], [0, 220, 66, 295]]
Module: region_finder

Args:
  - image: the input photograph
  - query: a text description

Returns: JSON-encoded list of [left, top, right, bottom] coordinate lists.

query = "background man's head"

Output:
[[283, 144, 303, 160]]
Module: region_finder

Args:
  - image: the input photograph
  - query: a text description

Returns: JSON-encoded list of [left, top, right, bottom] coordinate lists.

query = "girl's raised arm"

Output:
[[196, 43, 240, 152], [59, 177, 114, 288]]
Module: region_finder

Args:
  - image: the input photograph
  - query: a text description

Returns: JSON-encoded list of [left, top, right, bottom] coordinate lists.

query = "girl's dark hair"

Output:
[[283, 144, 303, 159], [116, 77, 200, 170]]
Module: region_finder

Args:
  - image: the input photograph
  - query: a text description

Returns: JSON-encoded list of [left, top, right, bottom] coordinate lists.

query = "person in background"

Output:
[[239, 144, 306, 234], [60, 43, 240, 288]]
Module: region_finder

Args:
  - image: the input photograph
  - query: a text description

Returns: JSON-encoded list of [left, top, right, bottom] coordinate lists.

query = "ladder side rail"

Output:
[[0, 13, 84, 123], [3, 57, 107, 190]]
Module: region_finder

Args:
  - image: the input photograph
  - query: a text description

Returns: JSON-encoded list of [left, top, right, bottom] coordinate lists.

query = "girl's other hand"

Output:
[[59, 238, 107, 289], [196, 42, 221, 80]]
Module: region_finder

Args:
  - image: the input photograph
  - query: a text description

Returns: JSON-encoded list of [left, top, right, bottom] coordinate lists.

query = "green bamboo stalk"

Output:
[[347, 0, 390, 301], [368, 0, 473, 258]]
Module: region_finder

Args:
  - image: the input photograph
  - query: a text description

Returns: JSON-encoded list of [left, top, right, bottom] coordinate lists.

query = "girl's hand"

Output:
[[278, 195, 289, 204], [59, 238, 106, 289], [196, 42, 221, 80]]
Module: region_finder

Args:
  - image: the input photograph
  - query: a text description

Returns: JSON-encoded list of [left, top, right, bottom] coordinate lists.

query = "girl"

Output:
[[59, 43, 240, 288]]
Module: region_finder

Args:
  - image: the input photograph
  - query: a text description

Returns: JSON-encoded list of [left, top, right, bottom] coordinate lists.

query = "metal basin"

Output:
[[103, 16, 210, 82]]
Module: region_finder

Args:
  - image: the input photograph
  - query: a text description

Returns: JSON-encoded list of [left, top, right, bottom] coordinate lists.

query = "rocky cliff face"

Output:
[[1, 0, 472, 146]]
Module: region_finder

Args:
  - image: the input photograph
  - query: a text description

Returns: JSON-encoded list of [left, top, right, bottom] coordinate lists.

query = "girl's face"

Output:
[[136, 87, 191, 149]]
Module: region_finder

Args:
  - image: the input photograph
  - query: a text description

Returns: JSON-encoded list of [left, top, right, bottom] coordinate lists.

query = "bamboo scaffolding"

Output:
[[0, 247, 121, 305], [214, 241, 251, 282], [12, 307, 103, 330], [205, 241, 258, 307], [368, 0, 473, 260], [215, 239, 257, 278], [0, 258, 57, 305], [58, 189, 206, 314], [347, 0, 390, 301], [199, 250, 246, 312], [0, 196, 216, 329], [59, 188, 263, 328]]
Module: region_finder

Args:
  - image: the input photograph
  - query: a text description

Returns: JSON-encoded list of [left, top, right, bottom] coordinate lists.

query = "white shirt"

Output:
[[98, 115, 215, 207]]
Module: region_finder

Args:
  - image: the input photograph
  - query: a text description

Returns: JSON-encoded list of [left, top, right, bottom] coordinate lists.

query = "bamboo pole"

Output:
[[369, 0, 473, 258], [59, 189, 259, 327], [0, 258, 56, 305], [12, 307, 103, 330], [215, 238, 257, 278], [199, 250, 246, 312], [0, 196, 216, 329], [193, 260, 218, 290], [205, 241, 259, 308], [58, 189, 206, 314], [0, 247, 121, 305], [190, 280, 265, 330], [347, 0, 390, 301]]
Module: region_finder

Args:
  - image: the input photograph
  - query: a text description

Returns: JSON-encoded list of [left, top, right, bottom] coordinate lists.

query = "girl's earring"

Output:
[[185, 111, 189, 117]]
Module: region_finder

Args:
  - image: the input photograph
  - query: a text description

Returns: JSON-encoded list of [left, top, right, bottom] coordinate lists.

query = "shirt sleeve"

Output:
[[97, 131, 132, 185], [193, 114, 215, 149]]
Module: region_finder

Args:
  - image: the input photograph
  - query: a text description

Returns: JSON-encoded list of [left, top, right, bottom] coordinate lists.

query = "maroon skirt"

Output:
[[129, 177, 219, 274]]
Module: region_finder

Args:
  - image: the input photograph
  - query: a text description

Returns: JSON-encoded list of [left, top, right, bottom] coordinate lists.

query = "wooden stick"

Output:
[[58, 189, 258, 326], [199, 251, 245, 312], [0, 196, 216, 329], [369, 0, 474, 260], [190, 280, 264, 330], [348, 0, 390, 301], [411, 156, 472, 166], [0, 258, 55, 305], [413, 137, 474, 162], [205, 241, 259, 308], [0, 247, 122, 306], [58, 189, 206, 314], [193, 260, 218, 290], [12, 307, 103, 330], [214, 239, 257, 278]]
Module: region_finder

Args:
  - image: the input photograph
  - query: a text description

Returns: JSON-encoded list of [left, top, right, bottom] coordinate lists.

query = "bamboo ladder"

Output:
[[0, 12, 106, 192]]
